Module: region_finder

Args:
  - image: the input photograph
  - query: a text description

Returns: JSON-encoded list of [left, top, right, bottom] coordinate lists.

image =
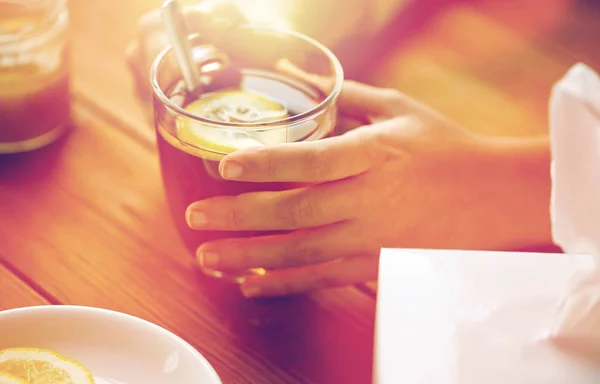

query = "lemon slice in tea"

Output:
[[177, 90, 290, 159], [0, 348, 95, 384], [186, 90, 289, 124], [0, 372, 26, 384]]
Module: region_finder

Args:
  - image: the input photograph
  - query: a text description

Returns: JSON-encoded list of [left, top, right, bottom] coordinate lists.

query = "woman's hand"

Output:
[[186, 80, 546, 298], [127, 8, 552, 298]]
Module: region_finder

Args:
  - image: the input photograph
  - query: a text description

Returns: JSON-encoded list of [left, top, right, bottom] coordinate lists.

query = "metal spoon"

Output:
[[161, 0, 201, 93]]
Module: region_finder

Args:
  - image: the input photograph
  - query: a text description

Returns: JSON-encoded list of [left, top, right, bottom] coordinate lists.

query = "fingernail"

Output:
[[241, 285, 261, 298], [220, 161, 243, 180], [186, 209, 207, 228], [197, 249, 219, 267]]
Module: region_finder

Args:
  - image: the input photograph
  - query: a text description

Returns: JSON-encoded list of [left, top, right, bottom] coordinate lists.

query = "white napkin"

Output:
[[547, 63, 600, 359]]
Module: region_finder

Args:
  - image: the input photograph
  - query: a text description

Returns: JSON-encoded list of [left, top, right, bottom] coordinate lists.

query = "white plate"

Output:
[[0, 305, 222, 384]]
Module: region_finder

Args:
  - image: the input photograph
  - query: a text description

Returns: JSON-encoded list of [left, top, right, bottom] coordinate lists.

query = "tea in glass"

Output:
[[151, 29, 343, 282]]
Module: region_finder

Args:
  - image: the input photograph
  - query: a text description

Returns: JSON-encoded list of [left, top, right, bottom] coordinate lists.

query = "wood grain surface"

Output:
[[0, 263, 50, 310]]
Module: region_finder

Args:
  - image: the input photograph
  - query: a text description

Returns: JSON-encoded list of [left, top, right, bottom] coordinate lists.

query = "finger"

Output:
[[336, 115, 367, 135], [183, 2, 247, 33], [239, 254, 380, 298], [139, 29, 171, 75], [136, 7, 211, 36], [186, 178, 360, 231], [134, 6, 244, 89], [136, 7, 205, 79], [219, 131, 374, 183], [196, 220, 372, 270], [137, 4, 243, 41], [137, 8, 162, 35], [130, 10, 171, 95], [125, 40, 140, 71], [340, 81, 410, 120], [219, 117, 405, 183], [125, 40, 142, 82], [125, 41, 152, 101]]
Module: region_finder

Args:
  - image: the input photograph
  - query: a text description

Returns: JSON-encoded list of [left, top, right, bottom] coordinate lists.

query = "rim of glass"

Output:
[[150, 26, 344, 131]]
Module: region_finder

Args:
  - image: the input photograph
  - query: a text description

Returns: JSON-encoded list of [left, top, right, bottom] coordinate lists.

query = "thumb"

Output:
[[219, 116, 419, 183], [340, 81, 409, 121]]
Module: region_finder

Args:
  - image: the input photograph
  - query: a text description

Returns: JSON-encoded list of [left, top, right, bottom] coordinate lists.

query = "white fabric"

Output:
[[374, 249, 598, 384], [547, 63, 600, 356]]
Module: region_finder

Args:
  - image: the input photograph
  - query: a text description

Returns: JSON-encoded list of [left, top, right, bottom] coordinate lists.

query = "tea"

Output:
[[155, 69, 333, 269]]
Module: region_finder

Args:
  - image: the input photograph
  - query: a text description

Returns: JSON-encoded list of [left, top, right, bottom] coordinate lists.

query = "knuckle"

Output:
[[381, 88, 404, 115], [304, 149, 332, 179], [358, 136, 379, 166], [315, 273, 340, 289], [138, 9, 160, 33], [286, 244, 323, 267], [291, 198, 316, 227], [125, 42, 137, 62], [226, 207, 245, 229], [382, 87, 403, 102], [125, 49, 141, 75], [277, 195, 317, 227], [277, 280, 299, 296], [265, 153, 281, 177]]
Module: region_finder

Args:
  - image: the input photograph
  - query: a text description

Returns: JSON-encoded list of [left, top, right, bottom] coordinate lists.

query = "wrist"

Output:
[[472, 135, 553, 249]]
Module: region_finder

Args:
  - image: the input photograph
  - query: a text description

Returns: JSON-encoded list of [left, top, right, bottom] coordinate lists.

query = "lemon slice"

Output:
[[0, 348, 95, 384], [177, 116, 264, 155], [175, 90, 290, 160], [186, 90, 289, 124], [0, 372, 26, 384]]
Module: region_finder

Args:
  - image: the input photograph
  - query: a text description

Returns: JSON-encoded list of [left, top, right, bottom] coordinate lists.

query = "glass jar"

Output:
[[0, 0, 71, 154]]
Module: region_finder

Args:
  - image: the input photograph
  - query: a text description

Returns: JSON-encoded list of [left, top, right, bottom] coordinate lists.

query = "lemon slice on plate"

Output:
[[0, 372, 26, 384], [0, 348, 95, 384]]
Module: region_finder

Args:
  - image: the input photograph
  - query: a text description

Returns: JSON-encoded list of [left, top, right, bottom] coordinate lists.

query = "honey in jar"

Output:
[[0, 0, 71, 154]]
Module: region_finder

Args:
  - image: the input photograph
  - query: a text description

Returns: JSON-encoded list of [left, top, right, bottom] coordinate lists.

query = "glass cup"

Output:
[[150, 27, 343, 283], [0, 0, 70, 154]]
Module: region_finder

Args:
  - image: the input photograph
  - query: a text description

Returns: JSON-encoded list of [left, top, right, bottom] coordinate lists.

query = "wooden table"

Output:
[[1, 0, 598, 383]]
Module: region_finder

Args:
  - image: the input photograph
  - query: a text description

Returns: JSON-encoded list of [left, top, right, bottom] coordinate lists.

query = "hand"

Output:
[[127, 7, 550, 299], [126, 4, 247, 102], [186, 80, 510, 298]]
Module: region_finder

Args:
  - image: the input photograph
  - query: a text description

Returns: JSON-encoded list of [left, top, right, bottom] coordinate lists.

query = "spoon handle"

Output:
[[161, 0, 201, 92]]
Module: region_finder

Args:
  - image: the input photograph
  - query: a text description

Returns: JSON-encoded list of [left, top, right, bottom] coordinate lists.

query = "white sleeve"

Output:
[[549, 63, 600, 259]]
